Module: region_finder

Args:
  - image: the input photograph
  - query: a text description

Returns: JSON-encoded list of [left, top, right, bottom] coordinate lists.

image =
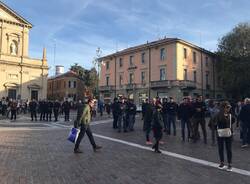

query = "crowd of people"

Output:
[[110, 95, 250, 171]]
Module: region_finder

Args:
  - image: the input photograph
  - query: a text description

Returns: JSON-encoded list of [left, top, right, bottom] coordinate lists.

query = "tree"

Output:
[[70, 63, 98, 98], [216, 22, 250, 99]]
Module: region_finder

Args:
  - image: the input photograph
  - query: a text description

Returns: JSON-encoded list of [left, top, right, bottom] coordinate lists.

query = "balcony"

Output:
[[125, 83, 137, 90], [150, 80, 196, 89], [99, 85, 115, 91], [150, 80, 172, 88], [177, 80, 197, 89]]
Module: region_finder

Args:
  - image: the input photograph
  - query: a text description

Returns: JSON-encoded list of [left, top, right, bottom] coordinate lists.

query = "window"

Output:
[[206, 71, 209, 85], [193, 71, 197, 82], [74, 81, 77, 88], [129, 73, 134, 84], [106, 61, 110, 70], [184, 48, 187, 59], [119, 58, 123, 67], [141, 71, 146, 84], [68, 81, 71, 88], [129, 56, 134, 66], [160, 48, 166, 61], [106, 76, 110, 86], [160, 68, 166, 81], [193, 51, 196, 64], [205, 57, 209, 67], [141, 52, 145, 64], [64, 81, 66, 88], [119, 74, 123, 86], [184, 69, 188, 80]]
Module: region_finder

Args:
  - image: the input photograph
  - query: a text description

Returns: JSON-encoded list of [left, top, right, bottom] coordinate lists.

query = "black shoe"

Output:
[[155, 150, 162, 153], [124, 130, 127, 133], [94, 145, 102, 152], [74, 149, 83, 154]]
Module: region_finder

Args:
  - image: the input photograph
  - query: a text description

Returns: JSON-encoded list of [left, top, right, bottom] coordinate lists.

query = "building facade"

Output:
[[99, 38, 223, 105], [0, 2, 48, 101], [47, 71, 85, 101]]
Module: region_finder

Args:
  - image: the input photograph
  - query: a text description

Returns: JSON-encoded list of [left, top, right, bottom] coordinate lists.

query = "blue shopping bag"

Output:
[[68, 127, 80, 143]]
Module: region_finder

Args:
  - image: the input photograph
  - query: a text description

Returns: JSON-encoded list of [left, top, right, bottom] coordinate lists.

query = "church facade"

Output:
[[0, 2, 48, 101]]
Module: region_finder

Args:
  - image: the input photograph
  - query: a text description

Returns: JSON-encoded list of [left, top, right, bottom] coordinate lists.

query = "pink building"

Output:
[[99, 38, 223, 105]]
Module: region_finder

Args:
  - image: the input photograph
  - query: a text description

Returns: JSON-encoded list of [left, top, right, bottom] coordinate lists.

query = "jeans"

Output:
[[181, 119, 190, 141], [217, 136, 232, 164], [144, 119, 152, 141], [128, 114, 135, 131], [113, 113, 118, 129], [11, 110, 16, 120], [192, 117, 207, 143], [74, 124, 96, 150], [167, 115, 176, 135], [31, 111, 37, 121], [162, 113, 168, 131], [118, 114, 127, 131]]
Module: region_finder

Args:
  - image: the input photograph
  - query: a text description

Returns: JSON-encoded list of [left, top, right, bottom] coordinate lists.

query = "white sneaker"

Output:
[[218, 163, 226, 170], [226, 166, 233, 172], [241, 144, 248, 148]]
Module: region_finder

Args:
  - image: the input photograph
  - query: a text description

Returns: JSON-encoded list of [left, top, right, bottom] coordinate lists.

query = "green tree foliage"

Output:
[[217, 23, 250, 99], [70, 63, 98, 96]]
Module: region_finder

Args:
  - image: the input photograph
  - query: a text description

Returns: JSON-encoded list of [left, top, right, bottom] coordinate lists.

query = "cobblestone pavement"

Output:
[[0, 114, 249, 184]]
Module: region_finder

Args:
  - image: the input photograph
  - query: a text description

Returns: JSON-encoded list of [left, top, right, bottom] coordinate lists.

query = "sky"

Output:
[[2, 0, 250, 75]]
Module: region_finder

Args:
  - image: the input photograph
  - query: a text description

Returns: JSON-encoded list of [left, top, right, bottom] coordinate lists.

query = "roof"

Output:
[[99, 38, 215, 60], [0, 1, 33, 27], [48, 70, 79, 80]]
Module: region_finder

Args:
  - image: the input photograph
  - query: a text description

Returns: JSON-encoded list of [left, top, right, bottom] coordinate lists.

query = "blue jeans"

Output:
[[118, 114, 127, 131], [181, 119, 190, 141], [128, 114, 135, 131], [167, 115, 176, 135]]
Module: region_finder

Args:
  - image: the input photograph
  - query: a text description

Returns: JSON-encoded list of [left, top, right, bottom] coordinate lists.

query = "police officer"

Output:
[[53, 100, 61, 122], [62, 99, 71, 121], [29, 99, 37, 121]]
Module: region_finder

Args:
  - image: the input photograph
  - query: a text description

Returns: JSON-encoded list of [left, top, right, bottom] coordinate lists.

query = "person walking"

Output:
[[144, 99, 154, 145], [152, 103, 163, 153], [29, 99, 37, 121], [214, 101, 234, 171], [74, 99, 102, 153]]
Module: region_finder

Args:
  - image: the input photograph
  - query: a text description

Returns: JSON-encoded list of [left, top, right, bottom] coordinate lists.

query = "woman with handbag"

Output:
[[214, 101, 234, 172]]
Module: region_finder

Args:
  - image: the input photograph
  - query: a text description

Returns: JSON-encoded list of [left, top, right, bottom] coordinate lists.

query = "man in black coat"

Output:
[[178, 98, 192, 142], [53, 100, 61, 122], [111, 98, 120, 129], [144, 99, 154, 144], [239, 98, 250, 147], [62, 99, 71, 121], [29, 99, 37, 121], [192, 95, 207, 144], [46, 100, 53, 121], [166, 97, 178, 136], [127, 99, 137, 131]]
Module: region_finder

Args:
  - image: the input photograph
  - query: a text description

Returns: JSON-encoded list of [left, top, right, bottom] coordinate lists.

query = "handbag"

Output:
[[67, 127, 80, 143], [217, 114, 232, 137]]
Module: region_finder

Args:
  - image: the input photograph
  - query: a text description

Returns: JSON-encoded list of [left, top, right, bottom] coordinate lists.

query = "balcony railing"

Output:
[[151, 80, 196, 89], [99, 85, 115, 91]]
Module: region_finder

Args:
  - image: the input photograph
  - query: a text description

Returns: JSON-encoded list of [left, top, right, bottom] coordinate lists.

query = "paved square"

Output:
[[0, 114, 249, 184]]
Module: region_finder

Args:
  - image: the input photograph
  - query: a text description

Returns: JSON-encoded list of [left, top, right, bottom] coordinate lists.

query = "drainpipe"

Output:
[[201, 49, 204, 98], [114, 56, 117, 98], [148, 47, 151, 99]]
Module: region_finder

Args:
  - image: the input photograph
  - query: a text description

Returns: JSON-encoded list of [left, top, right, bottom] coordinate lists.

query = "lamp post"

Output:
[[93, 47, 102, 98]]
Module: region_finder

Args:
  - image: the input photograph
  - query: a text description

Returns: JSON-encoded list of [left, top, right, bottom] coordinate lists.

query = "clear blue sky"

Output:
[[3, 0, 250, 75]]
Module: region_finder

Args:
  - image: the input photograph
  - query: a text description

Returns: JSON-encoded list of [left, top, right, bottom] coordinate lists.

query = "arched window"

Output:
[[10, 40, 18, 55]]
